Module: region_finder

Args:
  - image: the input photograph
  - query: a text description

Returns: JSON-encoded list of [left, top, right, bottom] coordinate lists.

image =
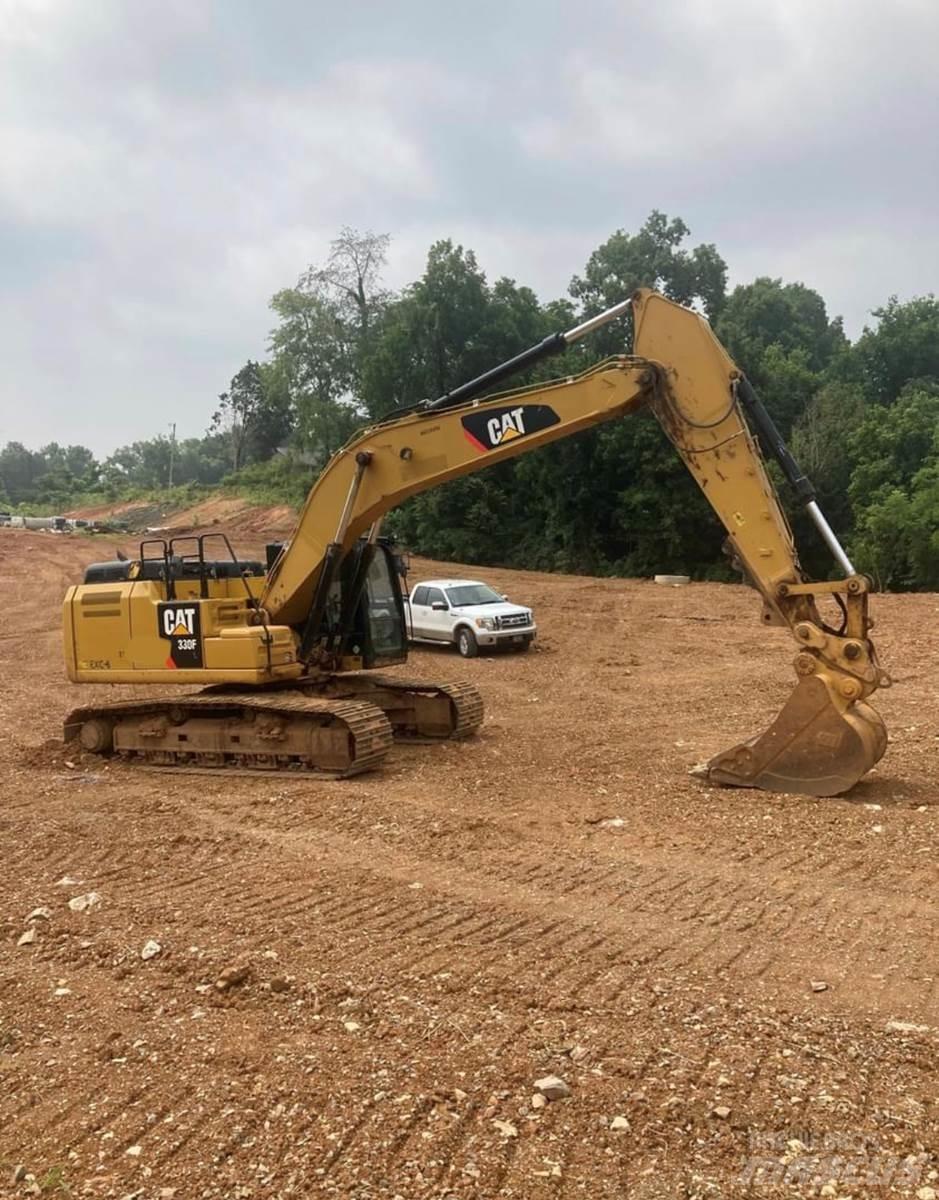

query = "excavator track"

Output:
[[63, 692, 393, 778], [307, 673, 485, 741]]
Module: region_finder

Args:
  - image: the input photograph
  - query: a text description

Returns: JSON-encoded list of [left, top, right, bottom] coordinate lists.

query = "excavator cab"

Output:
[[257, 535, 410, 671], [333, 539, 409, 670]]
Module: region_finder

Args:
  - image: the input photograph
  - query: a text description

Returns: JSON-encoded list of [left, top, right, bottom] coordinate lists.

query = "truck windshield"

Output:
[[446, 584, 501, 607]]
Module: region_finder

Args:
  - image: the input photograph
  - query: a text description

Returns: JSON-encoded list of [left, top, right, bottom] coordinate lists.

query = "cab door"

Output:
[[423, 586, 452, 641], [408, 585, 430, 637]]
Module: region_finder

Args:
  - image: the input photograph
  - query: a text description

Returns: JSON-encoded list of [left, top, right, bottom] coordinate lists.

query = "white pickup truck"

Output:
[[404, 578, 536, 658]]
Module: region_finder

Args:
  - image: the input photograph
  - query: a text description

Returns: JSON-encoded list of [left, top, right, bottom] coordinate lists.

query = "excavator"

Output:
[[61, 289, 890, 797]]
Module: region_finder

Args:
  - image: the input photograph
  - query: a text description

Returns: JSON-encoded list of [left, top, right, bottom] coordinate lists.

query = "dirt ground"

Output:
[[2, 525, 939, 1199]]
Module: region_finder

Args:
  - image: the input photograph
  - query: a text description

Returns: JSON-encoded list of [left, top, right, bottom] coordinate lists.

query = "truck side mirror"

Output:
[[431, 601, 447, 611]]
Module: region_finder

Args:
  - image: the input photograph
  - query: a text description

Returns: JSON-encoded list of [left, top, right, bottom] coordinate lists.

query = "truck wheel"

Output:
[[456, 627, 478, 658], [515, 637, 532, 652]]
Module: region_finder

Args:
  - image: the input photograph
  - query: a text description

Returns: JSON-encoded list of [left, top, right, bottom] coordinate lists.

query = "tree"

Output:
[[213, 360, 290, 472], [717, 278, 846, 372], [245, 362, 294, 463], [379, 245, 560, 561], [303, 226, 390, 345], [0, 441, 100, 505], [532, 215, 732, 576], [361, 241, 486, 418], [570, 211, 727, 355], [716, 277, 847, 436], [850, 469, 939, 591], [269, 289, 359, 462], [847, 382, 939, 505], [849, 295, 939, 406], [845, 382, 939, 588], [267, 229, 391, 462], [789, 380, 868, 545], [0, 442, 44, 504]]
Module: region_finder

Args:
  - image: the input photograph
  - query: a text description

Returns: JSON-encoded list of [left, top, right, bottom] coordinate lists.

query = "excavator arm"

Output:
[[257, 288, 888, 796]]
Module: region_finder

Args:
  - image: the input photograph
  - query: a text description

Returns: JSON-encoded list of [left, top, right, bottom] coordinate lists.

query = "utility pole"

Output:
[[167, 422, 176, 488]]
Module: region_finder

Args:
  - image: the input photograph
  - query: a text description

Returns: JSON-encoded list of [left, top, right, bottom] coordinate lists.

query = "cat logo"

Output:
[[461, 403, 560, 453], [157, 602, 203, 669], [486, 406, 527, 446], [161, 606, 197, 637]]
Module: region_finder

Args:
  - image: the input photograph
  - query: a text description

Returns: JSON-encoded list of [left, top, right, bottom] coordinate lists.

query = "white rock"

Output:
[[55, 876, 81, 887], [343, 1020, 361, 1033], [54, 987, 72, 997], [534, 1074, 571, 1101], [26, 907, 52, 922], [531, 1093, 547, 1110], [492, 1119, 518, 1138], [916, 1187, 937, 1200], [141, 940, 162, 961], [68, 891, 101, 913], [712, 1105, 732, 1119], [810, 980, 829, 993], [886, 1019, 930, 1034], [610, 1115, 630, 1130], [17, 928, 36, 947], [125, 1144, 142, 1157]]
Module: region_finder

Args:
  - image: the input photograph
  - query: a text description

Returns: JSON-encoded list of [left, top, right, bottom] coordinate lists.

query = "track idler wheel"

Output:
[[703, 674, 887, 798], [79, 718, 114, 754]]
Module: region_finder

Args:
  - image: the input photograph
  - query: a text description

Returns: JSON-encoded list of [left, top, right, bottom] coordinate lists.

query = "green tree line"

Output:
[[3, 213, 938, 589]]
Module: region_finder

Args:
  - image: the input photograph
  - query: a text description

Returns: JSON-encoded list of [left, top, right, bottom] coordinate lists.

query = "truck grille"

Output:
[[498, 612, 530, 629]]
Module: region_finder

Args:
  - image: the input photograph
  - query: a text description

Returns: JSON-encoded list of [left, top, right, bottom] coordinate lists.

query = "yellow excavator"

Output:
[[62, 289, 890, 796]]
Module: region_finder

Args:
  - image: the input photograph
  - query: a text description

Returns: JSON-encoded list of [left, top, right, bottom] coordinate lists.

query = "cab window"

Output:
[[365, 552, 405, 657]]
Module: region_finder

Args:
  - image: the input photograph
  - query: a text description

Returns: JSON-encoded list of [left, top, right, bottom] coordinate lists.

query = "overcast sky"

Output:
[[2, 0, 937, 454]]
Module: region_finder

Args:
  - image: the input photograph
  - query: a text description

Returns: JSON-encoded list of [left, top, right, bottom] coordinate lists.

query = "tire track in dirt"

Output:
[[150, 800, 938, 1021], [10, 779, 938, 1024]]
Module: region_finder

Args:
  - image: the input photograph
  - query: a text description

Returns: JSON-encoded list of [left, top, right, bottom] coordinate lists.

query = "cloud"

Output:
[[0, 0, 937, 452]]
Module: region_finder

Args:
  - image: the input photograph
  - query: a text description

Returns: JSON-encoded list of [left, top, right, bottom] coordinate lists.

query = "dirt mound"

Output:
[[67, 493, 298, 538], [158, 495, 297, 536], [2, 525, 938, 1196]]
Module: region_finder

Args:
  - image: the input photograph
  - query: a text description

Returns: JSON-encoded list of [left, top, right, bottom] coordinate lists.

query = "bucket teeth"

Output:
[[705, 674, 887, 798]]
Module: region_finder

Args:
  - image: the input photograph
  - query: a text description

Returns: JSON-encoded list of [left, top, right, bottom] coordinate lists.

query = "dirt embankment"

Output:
[[1, 526, 938, 1198], [66, 494, 298, 539]]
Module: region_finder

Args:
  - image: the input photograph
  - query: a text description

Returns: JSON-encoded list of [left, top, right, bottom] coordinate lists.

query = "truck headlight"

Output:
[[475, 617, 496, 630]]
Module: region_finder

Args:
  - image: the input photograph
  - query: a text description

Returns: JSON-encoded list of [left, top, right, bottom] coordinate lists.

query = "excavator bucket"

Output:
[[703, 675, 888, 798]]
